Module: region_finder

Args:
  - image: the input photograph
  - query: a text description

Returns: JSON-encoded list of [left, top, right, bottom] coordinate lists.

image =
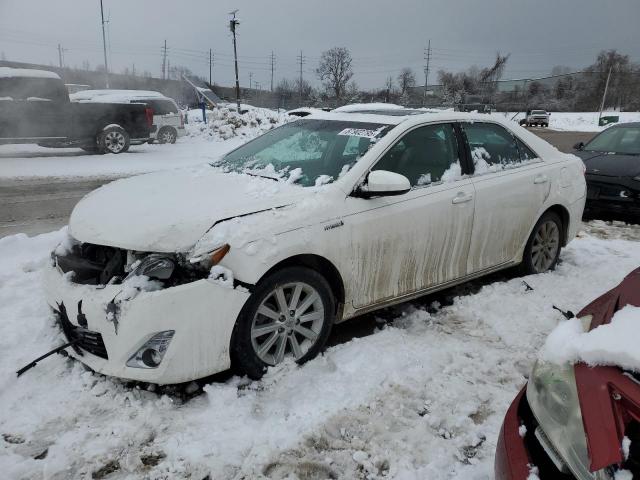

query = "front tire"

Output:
[[230, 267, 335, 379], [521, 212, 563, 275], [97, 125, 130, 154]]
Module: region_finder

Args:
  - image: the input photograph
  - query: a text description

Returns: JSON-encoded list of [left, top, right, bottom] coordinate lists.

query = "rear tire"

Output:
[[157, 127, 177, 144], [520, 211, 563, 275], [230, 267, 335, 379], [97, 125, 130, 154]]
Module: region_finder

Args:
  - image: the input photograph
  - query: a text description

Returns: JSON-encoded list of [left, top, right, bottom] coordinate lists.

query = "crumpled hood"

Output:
[[574, 150, 640, 178], [69, 167, 308, 253]]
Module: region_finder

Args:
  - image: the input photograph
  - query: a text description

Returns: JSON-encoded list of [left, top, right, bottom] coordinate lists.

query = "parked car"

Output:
[[70, 90, 185, 144], [44, 111, 586, 383], [519, 110, 550, 128], [573, 122, 640, 219], [495, 268, 640, 480], [0, 68, 152, 153]]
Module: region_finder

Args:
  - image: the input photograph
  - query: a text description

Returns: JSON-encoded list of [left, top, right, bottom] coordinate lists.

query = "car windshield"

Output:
[[584, 126, 640, 155], [531, 110, 546, 115], [215, 119, 391, 186]]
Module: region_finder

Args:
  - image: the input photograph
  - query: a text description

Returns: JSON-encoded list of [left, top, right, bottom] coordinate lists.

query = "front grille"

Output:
[[70, 327, 108, 359], [54, 302, 109, 359]]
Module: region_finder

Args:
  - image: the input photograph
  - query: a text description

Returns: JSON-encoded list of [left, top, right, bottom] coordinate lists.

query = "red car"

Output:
[[496, 268, 640, 479]]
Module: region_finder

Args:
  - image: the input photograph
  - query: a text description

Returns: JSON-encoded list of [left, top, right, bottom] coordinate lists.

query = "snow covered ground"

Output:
[[506, 111, 640, 132], [1, 221, 639, 479]]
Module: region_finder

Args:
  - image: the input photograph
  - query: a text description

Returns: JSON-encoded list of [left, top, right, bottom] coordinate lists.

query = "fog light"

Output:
[[141, 348, 162, 368], [126, 330, 174, 369]]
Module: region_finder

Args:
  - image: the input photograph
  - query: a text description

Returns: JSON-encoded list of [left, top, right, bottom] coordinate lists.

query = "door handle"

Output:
[[452, 192, 473, 204], [534, 174, 549, 184]]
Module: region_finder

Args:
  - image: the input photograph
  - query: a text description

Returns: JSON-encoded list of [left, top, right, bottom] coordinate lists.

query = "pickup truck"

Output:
[[0, 67, 153, 153], [519, 109, 550, 128]]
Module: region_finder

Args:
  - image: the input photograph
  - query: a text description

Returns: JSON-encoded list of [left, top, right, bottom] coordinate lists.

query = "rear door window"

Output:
[[461, 123, 525, 174]]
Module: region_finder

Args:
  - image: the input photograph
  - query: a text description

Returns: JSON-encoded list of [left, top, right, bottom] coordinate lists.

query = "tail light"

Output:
[[180, 112, 184, 127], [144, 108, 154, 128]]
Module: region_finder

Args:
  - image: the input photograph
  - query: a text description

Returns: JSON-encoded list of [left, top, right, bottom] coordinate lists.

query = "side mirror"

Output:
[[356, 170, 411, 198], [573, 142, 585, 151]]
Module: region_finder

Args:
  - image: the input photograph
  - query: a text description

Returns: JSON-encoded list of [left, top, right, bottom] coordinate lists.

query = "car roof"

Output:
[[608, 122, 640, 128], [306, 110, 522, 126]]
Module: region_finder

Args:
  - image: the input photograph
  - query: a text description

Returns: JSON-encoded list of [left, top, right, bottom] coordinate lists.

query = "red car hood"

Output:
[[575, 267, 640, 472]]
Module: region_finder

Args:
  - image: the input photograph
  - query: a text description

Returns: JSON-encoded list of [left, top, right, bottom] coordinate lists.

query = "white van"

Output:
[[69, 90, 185, 144]]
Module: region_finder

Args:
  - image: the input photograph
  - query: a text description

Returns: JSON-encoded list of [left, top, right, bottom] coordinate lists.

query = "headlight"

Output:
[[189, 244, 230, 268], [527, 315, 597, 479], [128, 254, 175, 280], [126, 330, 175, 369]]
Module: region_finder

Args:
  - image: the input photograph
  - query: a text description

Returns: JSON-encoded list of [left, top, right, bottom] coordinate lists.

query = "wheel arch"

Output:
[[543, 204, 571, 246], [257, 254, 345, 317]]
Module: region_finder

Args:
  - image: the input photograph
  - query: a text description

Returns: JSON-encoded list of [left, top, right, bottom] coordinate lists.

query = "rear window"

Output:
[[140, 99, 178, 115], [0, 77, 67, 102]]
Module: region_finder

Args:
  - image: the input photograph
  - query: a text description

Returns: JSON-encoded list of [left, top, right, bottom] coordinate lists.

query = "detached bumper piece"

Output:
[[54, 302, 108, 359]]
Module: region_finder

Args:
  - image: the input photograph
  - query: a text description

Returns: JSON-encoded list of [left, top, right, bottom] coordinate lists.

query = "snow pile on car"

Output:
[[541, 305, 640, 372], [186, 105, 290, 141]]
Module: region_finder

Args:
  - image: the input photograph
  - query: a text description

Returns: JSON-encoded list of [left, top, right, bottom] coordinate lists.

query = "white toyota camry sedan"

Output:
[[44, 110, 586, 383]]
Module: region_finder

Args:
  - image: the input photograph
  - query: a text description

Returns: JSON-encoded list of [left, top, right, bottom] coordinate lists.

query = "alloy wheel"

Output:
[[104, 131, 126, 153], [250, 282, 325, 365], [531, 220, 560, 272], [160, 130, 176, 144]]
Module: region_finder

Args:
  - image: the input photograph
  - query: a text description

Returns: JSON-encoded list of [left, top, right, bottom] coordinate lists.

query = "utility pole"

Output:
[[57, 44, 64, 68], [297, 50, 306, 103], [209, 48, 213, 84], [249, 72, 253, 90], [423, 39, 431, 106], [99, 0, 110, 88], [598, 66, 613, 126], [269, 51, 276, 92], [229, 10, 241, 113], [161, 40, 168, 80]]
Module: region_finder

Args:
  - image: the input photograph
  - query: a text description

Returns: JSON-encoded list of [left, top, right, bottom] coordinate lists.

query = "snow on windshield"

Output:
[[540, 305, 640, 372], [216, 119, 390, 187]]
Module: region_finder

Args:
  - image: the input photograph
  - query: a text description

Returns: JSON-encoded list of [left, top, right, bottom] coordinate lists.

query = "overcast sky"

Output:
[[1, 0, 639, 90]]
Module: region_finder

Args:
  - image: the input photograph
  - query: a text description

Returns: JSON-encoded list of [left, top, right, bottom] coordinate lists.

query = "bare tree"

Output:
[[316, 47, 354, 102], [397, 68, 416, 95]]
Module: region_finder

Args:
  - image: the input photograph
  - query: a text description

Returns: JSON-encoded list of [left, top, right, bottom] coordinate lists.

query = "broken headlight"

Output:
[[127, 254, 175, 280], [126, 330, 175, 369], [527, 315, 603, 479]]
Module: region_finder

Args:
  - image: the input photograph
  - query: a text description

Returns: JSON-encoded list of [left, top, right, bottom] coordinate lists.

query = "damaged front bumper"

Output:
[[43, 263, 251, 384]]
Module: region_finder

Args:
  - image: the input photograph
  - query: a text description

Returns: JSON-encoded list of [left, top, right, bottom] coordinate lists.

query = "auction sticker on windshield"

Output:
[[337, 127, 385, 138]]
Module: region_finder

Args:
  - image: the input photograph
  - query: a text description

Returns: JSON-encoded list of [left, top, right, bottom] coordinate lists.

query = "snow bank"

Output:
[[1, 222, 640, 478], [185, 105, 290, 141], [540, 305, 640, 372]]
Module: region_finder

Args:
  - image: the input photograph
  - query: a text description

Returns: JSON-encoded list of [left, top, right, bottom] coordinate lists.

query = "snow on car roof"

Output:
[[69, 89, 169, 103], [0, 67, 61, 80], [333, 102, 405, 113]]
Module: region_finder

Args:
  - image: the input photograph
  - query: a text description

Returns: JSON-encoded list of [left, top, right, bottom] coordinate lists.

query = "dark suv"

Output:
[[0, 67, 152, 153]]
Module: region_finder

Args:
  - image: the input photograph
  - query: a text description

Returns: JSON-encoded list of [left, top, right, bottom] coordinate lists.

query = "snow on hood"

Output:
[[540, 305, 640, 372], [69, 167, 309, 253]]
